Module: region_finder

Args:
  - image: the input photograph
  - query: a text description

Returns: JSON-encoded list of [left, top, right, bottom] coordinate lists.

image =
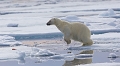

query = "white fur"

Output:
[[47, 18, 93, 46]]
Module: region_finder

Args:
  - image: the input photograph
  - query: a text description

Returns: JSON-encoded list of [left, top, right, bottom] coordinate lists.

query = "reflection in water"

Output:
[[108, 53, 120, 62], [63, 50, 93, 66], [0, 58, 25, 65], [18, 58, 25, 65], [0, 52, 26, 65]]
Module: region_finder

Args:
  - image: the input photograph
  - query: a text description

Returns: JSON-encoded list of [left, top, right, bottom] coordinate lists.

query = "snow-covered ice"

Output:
[[0, 0, 120, 34], [0, 0, 120, 66], [99, 9, 116, 17], [0, 46, 58, 63]]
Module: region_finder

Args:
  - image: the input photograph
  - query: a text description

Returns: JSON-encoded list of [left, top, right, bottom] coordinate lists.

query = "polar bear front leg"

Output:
[[63, 33, 71, 44], [63, 31, 71, 44], [61, 26, 71, 44]]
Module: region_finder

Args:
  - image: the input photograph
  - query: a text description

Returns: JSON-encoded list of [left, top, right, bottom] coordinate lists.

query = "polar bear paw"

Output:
[[82, 43, 92, 46], [64, 39, 71, 44]]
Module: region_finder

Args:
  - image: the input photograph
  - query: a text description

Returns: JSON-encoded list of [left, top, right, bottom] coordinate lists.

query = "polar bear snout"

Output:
[[47, 19, 55, 25], [46, 21, 52, 25], [47, 22, 51, 25], [47, 18, 57, 26]]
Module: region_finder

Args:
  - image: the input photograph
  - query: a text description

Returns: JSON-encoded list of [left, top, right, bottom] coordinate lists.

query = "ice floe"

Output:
[[116, 24, 120, 28], [33, 50, 56, 57], [60, 15, 88, 23], [0, 46, 28, 62], [7, 23, 18, 27], [98, 9, 120, 18], [107, 21, 116, 26], [0, 46, 57, 63], [0, 35, 22, 46], [99, 9, 115, 17]]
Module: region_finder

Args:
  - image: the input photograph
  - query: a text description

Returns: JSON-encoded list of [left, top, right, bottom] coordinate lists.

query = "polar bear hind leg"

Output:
[[82, 38, 93, 46]]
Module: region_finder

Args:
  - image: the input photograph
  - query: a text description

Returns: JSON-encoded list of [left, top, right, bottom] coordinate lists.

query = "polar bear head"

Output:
[[46, 18, 62, 26]]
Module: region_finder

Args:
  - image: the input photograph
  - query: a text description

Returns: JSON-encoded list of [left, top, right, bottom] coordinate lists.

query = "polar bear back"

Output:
[[70, 22, 91, 41]]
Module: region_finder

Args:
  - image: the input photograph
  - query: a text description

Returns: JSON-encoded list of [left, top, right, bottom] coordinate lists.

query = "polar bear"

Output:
[[46, 18, 93, 46]]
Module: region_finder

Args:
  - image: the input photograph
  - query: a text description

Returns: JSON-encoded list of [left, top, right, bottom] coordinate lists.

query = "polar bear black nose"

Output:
[[47, 20, 52, 25], [47, 23, 50, 25], [46, 21, 51, 25]]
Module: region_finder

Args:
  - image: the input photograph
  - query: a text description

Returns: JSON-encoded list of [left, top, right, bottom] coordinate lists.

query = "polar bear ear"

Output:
[[53, 18, 56, 20], [53, 18, 59, 22], [53, 18, 57, 22]]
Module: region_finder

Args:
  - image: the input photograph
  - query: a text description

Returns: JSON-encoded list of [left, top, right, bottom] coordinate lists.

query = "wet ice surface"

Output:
[[0, 33, 120, 66], [0, 44, 120, 66]]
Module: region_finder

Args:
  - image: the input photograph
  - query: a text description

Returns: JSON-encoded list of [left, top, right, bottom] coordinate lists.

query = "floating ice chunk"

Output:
[[0, 35, 15, 40], [60, 15, 86, 22], [7, 23, 18, 27], [30, 47, 41, 56], [0, 50, 25, 61], [0, 46, 36, 59], [0, 35, 22, 46], [116, 24, 120, 28], [108, 9, 116, 15], [35, 50, 55, 57], [99, 9, 116, 17], [0, 46, 38, 64], [61, 15, 79, 21], [107, 22, 116, 26]]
